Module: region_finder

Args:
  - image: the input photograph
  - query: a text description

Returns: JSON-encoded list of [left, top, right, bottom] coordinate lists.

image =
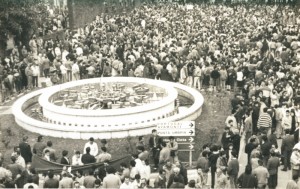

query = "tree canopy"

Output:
[[0, 0, 47, 51]]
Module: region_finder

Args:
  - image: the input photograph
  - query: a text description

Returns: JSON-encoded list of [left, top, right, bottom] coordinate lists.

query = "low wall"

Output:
[[12, 79, 204, 139]]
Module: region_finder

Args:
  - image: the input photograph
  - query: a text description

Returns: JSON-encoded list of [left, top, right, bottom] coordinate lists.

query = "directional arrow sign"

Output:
[[162, 136, 195, 144], [189, 144, 194, 150], [178, 143, 195, 151], [157, 129, 195, 136], [157, 121, 195, 136], [157, 121, 195, 130]]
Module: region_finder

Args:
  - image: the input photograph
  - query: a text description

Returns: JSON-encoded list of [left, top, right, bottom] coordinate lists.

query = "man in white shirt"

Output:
[[72, 62, 80, 80], [83, 137, 98, 157], [15, 151, 25, 168], [72, 151, 83, 166], [119, 177, 134, 189], [60, 62, 68, 83]]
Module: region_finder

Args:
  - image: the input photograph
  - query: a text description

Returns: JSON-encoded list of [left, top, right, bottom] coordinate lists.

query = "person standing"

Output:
[[102, 166, 121, 189], [83, 169, 96, 188], [221, 127, 233, 159], [282, 110, 293, 136], [286, 175, 299, 189], [60, 150, 70, 165], [43, 141, 57, 162], [31, 63, 39, 88], [209, 145, 219, 188], [43, 171, 59, 188], [71, 151, 83, 166], [275, 104, 284, 139], [96, 147, 111, 163], [6, 156, 24, 183], [32, 136, 47, 157], [291, 148, 300, 178], [281, 129, 295, 171], [197, 151, 209, 186], [261, 135, 272, 167], [227, 151, 239, 189], [72, 61, 80, 80], [59, 172, 73, 188], [267, 150, 280, 189], [238, 165, 258, 188], [258, 107, 272, 135], [167, 136, 178, 164], [159, 142, 170, 170], [149, 129, 162, 170], [215, 168, 227, 189], [83, 137, 98, 157], [253, 159, 269, 189], [81, 147, 96, 164], [245, 138, 257, 165], [19, 136, 32, 164]]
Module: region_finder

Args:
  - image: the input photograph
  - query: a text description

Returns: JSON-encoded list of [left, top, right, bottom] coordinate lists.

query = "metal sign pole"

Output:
[[189, 150, 192, 167]]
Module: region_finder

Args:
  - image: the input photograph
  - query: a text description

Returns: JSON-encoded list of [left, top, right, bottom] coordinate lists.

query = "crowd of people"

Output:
[[0, 131, 196, 189], [1, 1, 299, 102], [1, 0, 300, 188]]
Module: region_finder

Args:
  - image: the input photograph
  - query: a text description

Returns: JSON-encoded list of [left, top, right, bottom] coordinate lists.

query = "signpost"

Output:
[[156, 121, 196, 167]]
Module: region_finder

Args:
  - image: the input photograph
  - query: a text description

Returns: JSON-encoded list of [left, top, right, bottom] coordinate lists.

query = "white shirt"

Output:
[[120, 182, 134, 189], [83, 142, 98, 156], [16, 156, 26, 168], [72, 63, 80, 74], [31, 65, 39, 76], [236, 71, 243, 81], [72, 154, 83, 166], [60, 64, 67, 74]]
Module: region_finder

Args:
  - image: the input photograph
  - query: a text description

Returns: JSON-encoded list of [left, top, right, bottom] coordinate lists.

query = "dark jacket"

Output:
[[149, 135, 162, 149], [227, 158, 239, 176], [19, 142, 32, 163], [267, 156, 280, 175], [209, 152, 219, 172], [167, 173, 185, 188], [238, 173, 258, 188], [81, 154, 96, 164], [261, 141, 272, 157], [281, 134, 295, 152], [43, 178, 59, 188], [60, 157, 70, 165], [245, 143, 256, 156], [221, 131, 233, 150]]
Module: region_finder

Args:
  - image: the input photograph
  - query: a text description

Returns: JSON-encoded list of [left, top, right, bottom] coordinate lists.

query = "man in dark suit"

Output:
[[281, 129, 295, 171], [227, 150, 239, 189], [245, 137, 257, 164], [81, 147, 96, 164], [148, 129, 162, 170], [43, 171, 59, 188], [209, 145, 219, 188], [19, 136, 32, 164], [267, 150, 280, 189], [261, 135, 272, 166], [60, 150, 70, 165]]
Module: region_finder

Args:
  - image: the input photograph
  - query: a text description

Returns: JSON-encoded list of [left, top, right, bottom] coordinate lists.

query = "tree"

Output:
[[0, 0, 47, 55]]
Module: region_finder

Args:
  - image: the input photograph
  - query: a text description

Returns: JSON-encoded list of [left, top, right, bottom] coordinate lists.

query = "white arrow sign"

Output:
[[189, 144, 194, 150], [189, 137, 194, 143], [157, 121, 195, 130], [157, 129, 195, 136]]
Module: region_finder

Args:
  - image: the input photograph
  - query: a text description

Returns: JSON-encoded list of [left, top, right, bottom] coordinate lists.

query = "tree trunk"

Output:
[[68, 0, 74, 31]]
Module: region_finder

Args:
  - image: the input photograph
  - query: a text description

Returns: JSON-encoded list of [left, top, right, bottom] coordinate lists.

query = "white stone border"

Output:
[[12, 79, 204, 139]]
